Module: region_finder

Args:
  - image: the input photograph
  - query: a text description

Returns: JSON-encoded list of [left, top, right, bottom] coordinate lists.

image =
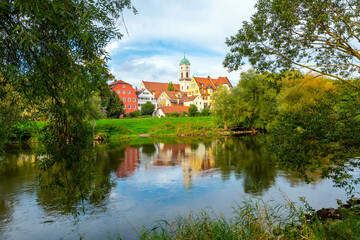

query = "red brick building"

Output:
[[109, 80, 138, 114]]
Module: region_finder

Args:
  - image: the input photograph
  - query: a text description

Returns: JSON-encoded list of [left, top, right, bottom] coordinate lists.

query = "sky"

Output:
[[106, 0, 258, 88]]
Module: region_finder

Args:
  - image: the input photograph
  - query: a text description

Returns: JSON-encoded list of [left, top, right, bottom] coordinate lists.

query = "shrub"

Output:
[[128, 111, 140, 118], [188, 104, 198, 117], [168, 112, 180, 117], [201, 108, 211, 116]]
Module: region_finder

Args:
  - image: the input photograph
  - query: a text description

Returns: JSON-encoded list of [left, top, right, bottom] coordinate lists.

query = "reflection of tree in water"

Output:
[[36, 144, 117, 215], [141, 144, 156, 156], [213, 136, 276, 196]]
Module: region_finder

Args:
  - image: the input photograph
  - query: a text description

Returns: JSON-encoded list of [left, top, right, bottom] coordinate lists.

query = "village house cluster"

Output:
[[109, 56, 232, 117]]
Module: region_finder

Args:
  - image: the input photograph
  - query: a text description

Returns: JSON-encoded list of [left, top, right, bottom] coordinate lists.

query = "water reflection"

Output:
[[0, 136, 353, 240], [110, 136, 275, 194]]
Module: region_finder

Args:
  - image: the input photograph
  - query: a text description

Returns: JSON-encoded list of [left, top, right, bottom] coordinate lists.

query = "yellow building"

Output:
[[187, 76, 232, 108]]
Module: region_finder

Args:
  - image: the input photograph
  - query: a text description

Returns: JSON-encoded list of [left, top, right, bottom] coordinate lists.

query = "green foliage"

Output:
[[167, 81, 175, 91], [224, 0, 360, 90], [213, 70, 279, 129], [141, 101, 155, 115], [268, 79, 360, 188], [201, 107, 211, 116], [128, 111, 140, 118], [0, 0, 135, 163], [188, 104, 198, 117], [107, 91, 125, 118], [167, 112, 180, 117]]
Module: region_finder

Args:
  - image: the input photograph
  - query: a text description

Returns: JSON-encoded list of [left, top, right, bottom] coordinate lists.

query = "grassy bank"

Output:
[[94, 116, 217, 141], [6, 116, 218, 144], [138, 198, 360, 240]]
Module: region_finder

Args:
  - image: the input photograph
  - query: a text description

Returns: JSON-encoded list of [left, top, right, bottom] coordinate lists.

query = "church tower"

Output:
[[179, 55, 191, 92]]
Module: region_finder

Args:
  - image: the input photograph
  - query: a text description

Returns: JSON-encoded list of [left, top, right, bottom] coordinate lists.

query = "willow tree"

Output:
[[224, 0, 360, 90], [0, 1, 136, 155]]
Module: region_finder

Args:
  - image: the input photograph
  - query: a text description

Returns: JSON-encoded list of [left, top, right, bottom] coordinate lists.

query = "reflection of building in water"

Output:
[[116, 147, 139, 178], [140, 142, 215, 188], [18, 154, 36, 166]]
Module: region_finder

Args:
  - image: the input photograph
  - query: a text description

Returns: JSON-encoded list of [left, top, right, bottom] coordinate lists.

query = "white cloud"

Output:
[[107, 0, 258, 88]]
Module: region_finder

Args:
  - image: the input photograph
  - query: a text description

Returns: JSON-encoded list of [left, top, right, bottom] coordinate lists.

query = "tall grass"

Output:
[[138, 197, 360, 240]]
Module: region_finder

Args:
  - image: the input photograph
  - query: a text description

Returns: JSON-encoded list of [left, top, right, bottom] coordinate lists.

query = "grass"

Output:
[[138, 197, 360, 240], [7, 116, 218, 143], [94, 116, 217, 141]]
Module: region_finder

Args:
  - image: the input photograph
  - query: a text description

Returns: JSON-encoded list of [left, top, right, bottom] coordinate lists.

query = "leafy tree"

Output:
[[224, 0, 360, 90], [106, 91, 125, 118], [0, 1, 136, 162], [188, 104, 198, 117], [141, 101, 155, 115], [213, 70, 279, 130], [201, 108, 211, 116], [167, 82, 175, 91], [268, 79, 360, 190]]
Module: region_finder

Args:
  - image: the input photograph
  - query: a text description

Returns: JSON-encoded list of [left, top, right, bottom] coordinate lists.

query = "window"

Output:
[[181, 86, 183, 90], [123, 105, 126, 109], [128, 97, 131, 102], [123, 90, 125, 94], [191, 84, 195, 88], [128, 105, 131, 109], [133, 105, 136, 109], [186, 66, 188, 69], [133, 98, 136, 102], [181, 73, 183, 78], [210, 96, 212, 100], [122, 84, 125, 88], [186, 72, 188, 78], [117, 90, 120, 94], [196, 90, 198, 93], [123, 97, 126, 102], [187, 86, 189, 90], [128, 90, 130, 94], [138, 104, 141, 106]]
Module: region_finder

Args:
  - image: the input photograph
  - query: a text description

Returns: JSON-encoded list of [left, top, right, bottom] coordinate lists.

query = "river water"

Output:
[[0, 136, 356, 239]]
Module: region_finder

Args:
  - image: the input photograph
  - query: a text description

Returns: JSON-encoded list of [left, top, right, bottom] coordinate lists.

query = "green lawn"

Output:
[[94, 116, 217, 141]]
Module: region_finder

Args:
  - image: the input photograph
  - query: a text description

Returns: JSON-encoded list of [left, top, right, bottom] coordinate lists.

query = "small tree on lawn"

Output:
[[141, 101, 155, 115], [106, 91, 125, 118], [188, 104, 198, 117], [201, 108, 211, 116]]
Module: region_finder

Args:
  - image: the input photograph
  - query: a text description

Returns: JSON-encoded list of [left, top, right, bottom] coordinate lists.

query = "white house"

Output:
[[136, 89, 157, 112], [183, 95, 205, 112]]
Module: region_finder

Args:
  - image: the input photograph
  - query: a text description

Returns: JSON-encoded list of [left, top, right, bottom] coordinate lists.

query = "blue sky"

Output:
[[106, 0, 258, 88]]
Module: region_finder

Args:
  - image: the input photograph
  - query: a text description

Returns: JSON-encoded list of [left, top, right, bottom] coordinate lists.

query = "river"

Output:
[[0, 136, 356, 239]]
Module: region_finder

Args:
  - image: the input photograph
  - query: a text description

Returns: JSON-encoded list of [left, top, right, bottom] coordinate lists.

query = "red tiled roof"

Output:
[[109, 80, 131, 87], [211, 77, 232, 89], [158, 106, 189, 115], [142, 81, 180, 92], [165, 91, 183, 100], [193, 77, 213, 89], [183, 95, 198, 102]]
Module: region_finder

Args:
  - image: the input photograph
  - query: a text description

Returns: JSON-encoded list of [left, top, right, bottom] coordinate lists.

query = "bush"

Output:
[[167, 112, 180, 117], [141, 101, 155, 115], [188, 104, 198, 117], [201, 108, 211, 116], [128, 111, 140, 118]]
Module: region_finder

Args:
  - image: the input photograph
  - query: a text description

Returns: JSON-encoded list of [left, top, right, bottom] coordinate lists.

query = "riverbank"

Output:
[[139, 198, 360, 240], [94, 116, 219, 141], [9, 116, 240, 144]]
